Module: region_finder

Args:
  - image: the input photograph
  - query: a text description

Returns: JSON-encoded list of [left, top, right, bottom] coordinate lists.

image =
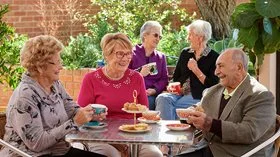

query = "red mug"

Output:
[[168, 82, 181, 94]]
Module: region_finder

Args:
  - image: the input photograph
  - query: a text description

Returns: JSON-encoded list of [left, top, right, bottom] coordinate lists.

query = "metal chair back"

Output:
[[241, 115, 280, 157], [0, 112, 32, 157]]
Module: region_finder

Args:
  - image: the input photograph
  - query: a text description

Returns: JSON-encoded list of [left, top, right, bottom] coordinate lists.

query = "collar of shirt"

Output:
[[223, 75, 247, 99], [138, 44, 157, 57], [188, 46, 211, 57]]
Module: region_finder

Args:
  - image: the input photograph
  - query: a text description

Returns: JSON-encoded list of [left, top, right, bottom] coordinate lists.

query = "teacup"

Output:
[[168, 82, 181, 94], [176, 107, 195, 120], [86, 104, 107, 126], [142, 110, 160, 120], [91, 104, 107, 114], [147, 62, 158, 75]]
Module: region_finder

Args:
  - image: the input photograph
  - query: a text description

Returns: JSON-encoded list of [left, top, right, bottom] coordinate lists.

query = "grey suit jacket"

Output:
[[201, 75, 276, 157]]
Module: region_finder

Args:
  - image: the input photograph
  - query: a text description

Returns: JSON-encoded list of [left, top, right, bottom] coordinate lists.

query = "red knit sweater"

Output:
[[78, 68, 148, 119]]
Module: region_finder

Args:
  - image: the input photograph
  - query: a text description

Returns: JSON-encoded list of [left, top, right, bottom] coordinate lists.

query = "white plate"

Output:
[[166, 123, 191, 131], [137, 117, 160, 124], [119, 125, 152, 133], [121, 108, 146, 114], [83, 122, 108, 129]]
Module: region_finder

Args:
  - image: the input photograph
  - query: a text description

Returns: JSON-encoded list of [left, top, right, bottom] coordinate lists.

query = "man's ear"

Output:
[[237, 63, 243, 71]]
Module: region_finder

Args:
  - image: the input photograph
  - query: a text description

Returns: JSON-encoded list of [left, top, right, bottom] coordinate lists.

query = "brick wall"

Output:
[[1, 0, 98, 42], [0, 84, 13, 112]]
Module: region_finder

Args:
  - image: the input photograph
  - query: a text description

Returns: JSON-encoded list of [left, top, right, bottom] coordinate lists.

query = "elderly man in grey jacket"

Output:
[[177, 48, 276, 157]]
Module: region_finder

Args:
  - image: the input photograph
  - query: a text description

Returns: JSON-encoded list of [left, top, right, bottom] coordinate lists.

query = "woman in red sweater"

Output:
[[78, 32, 162, 157]]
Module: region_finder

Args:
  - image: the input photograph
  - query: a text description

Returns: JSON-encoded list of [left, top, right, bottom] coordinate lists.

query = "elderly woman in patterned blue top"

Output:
[[0, 35, 106, 157]]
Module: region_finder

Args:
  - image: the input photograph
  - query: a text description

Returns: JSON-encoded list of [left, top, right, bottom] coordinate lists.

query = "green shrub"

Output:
[[62, 0, 194, 68], [62, 34, 103, 69], [208, 29, 243, 54], [86, 20, 114, 50], [0, 4, 27, 89], [86, 0, 192, 38], [62, 24, 189, 68], [62, 0, 193, 69], [157, 26, 189, 65], [208, 29, 255, 76]]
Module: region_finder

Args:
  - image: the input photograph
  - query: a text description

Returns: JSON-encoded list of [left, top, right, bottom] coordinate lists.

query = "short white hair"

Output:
[[186, 19, 212, 42], [140, 21, 162, 42]]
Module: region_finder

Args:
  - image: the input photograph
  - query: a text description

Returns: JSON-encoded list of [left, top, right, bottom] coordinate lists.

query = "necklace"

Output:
[[103, 66, 123, 80]]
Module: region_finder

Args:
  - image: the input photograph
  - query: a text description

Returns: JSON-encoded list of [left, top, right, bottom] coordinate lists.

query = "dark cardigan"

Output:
[[173, 48, 219, 99]]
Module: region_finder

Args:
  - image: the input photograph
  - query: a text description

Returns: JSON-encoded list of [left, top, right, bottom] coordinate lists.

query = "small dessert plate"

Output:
[[119, 125, 152, 133], [83, 122, 108, 129], [121, 108, 145, 114], [137, 117, 160, 124], [166, 123, 191, 131]]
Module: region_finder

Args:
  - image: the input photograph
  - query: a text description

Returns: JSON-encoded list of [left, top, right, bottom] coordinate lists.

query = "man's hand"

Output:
[[188, 111, 212, 132]]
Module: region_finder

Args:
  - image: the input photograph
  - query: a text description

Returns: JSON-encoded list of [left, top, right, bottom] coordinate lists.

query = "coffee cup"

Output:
[[147, 62, 158, 75], [176, 107, 195, 120], [168, 82, 181, 94], [86, 104, 107, 126], [142, 110, 160, 120], [91, 104, 107, 114]]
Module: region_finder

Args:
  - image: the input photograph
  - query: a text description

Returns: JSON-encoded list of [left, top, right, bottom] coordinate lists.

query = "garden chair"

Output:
[[177, 115, 280, 157], [241, 115, 280, 157], [0, 112, 32, 157]]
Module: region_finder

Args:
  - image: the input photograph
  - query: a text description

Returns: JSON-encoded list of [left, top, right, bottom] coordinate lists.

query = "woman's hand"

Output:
[[166, 84, 181, 95], [140, 65, 151, 77], [73, 105, 94, 126], [92, 109, 108, 121], [187, 58, 198, 71], [146, 88, 156, 96]]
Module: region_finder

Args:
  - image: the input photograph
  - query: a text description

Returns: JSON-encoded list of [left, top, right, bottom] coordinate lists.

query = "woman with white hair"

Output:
[[129, 21, 168, 110], [155, 19, 219, 121]]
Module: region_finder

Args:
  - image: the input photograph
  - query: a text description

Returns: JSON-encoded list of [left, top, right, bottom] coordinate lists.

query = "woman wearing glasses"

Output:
[[78, 32, 162, 157], [0, 35, 106, 157], [129, 21, 169, 110]]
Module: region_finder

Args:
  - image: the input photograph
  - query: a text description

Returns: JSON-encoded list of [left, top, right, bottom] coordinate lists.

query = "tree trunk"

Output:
[[194, 0, 236, 40]]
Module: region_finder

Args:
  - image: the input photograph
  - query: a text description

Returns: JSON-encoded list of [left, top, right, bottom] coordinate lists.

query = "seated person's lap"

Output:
[[148, 95, 156, 110], [156, 93, 200, 120]]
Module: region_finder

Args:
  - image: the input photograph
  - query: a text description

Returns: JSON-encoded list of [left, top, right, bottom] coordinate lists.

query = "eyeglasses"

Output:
[[114, 51, 133, 59], [151, 33, 162, 40]]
